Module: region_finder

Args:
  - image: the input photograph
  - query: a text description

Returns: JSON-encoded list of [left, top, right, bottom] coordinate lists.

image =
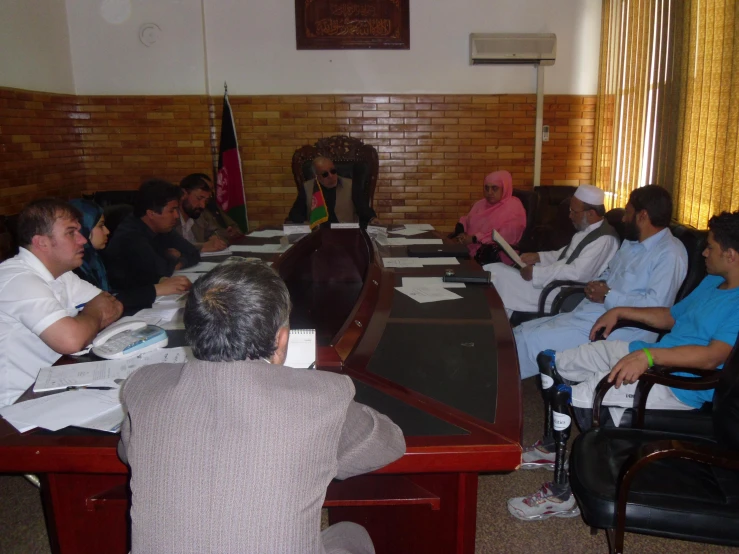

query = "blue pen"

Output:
[[75, 303, 86, 310]]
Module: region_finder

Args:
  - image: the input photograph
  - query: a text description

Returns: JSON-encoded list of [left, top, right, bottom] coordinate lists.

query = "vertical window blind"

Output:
[[594, 0, 738, 228]]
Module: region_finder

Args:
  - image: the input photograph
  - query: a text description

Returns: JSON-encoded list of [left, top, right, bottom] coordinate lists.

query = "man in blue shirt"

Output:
[[514, 185, 688, 379], [508, 210, 739, 522]]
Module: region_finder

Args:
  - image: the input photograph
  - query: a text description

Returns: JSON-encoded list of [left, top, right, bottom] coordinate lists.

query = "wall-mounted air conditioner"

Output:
[[469, 33, 556, 66]]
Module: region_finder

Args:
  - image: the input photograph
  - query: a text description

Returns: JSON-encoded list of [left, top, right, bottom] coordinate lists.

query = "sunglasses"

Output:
[[319, 168, 338, 178]]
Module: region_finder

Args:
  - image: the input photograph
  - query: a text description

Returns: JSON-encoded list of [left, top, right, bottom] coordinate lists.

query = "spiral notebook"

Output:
[[284, 329, 316, 369]]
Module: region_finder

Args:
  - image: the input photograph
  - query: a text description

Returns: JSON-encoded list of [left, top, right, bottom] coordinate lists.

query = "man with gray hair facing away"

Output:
[[118, 261, 405, 554], [485, 184, 620, 318], [286, 156, 379, 227]]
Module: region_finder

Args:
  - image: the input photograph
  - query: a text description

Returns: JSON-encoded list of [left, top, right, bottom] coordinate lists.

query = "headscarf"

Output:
[[459, 170, 527, 256], [68, 199, 110, 291]]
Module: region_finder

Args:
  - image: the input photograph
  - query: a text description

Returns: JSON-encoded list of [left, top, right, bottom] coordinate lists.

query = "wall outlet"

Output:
[[542, 125, 550, 142]]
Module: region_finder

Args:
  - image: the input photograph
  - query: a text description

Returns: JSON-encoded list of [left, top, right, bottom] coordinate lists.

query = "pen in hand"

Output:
[[66, 386, 114, 391]]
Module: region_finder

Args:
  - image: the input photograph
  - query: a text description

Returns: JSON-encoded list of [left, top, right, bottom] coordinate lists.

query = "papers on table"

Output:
[[492, 230, 526, 268], [389, 228, 428, 236], [248, 229, 284, 238], [395, 286, 463, 304], [174, 272, 202, 283], [386, 238, 443, 246], [34, 347, 191, 392], [154, 293, 188, 308], [331, 223, 360, 229], [230, 243, 291, 254], [382, 257, 459, 268], [0, 385, 124, 433], [402, 277, 466, 289], [284, 224, 311, 235], [382, 257, 424, 268], [200, 247, 233, 257], [401, 224, 435, 231]]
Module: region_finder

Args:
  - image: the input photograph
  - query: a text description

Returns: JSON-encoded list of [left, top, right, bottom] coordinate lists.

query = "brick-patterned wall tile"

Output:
[[0, 88, 595, 231]]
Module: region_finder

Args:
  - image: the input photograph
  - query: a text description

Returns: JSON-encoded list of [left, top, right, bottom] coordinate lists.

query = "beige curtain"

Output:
[[594, 0, 739, 228]]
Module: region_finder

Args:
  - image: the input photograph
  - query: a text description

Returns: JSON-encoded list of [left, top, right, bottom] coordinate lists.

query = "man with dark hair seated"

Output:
[[118, 261, 405, 553], [514, 185, 688, 380], [0, 199, 123, 408], [176, 173, 241, 250], [508, 210, 739, 521], [104, 179, 200, 289]]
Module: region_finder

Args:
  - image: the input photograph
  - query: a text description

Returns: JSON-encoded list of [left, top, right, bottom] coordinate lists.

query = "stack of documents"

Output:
[[386, 238, 443, 246], [394, 276, 465, 304], [0, 347, 192, 434], [248, 229, 285, 238]]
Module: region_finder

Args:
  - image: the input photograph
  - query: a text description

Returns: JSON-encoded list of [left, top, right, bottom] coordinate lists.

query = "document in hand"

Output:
[[492, 230, 526, 268]]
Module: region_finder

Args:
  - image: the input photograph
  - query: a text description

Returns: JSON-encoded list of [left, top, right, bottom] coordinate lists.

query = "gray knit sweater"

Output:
[[118, 359, 406, 554]]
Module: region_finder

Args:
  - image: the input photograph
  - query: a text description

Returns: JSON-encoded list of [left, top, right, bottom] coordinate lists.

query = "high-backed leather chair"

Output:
[[511, 188, 539, 249], [570, 333, 739, 553], [83, 191, 138, 237], [0, 214, 18, 262], [291, 135, 379, 209]]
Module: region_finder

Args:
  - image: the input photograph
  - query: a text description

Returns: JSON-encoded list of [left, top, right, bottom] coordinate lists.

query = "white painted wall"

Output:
[[64, 0, 602, 96], [0, 0, 75, 94]]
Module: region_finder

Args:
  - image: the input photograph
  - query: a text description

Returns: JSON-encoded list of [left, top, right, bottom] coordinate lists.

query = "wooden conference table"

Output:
[[0, 226, 522, 554]]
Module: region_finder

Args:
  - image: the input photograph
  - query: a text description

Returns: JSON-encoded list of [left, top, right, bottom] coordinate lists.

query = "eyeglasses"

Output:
[[319, 168, 338, 178], [484, 185, 501, 192], [569, 208, 587, 214]]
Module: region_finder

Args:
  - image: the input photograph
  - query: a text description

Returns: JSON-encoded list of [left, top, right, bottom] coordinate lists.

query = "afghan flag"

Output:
[[216, 88, 248, 232], [309, 180, 329, 229]]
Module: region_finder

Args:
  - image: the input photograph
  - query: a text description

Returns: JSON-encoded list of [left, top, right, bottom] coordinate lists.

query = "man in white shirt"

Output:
[[514, 185, 688, 380], [486, 185, 620, 317], [0, 199, 123, 408]]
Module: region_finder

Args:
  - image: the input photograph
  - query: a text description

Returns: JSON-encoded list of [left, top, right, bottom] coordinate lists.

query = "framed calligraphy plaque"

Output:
[[295, 0, 410, 50]]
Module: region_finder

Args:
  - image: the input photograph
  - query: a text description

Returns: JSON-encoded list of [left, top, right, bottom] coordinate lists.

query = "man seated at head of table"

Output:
[[486, 184, 620, 318], [286, 156, 379, 227], [175, 173, 237, 252], [0, 199, 123, 408], [104, 179, 200, 291], [118, 260, 406, 554], [513, 185, 688, 380]]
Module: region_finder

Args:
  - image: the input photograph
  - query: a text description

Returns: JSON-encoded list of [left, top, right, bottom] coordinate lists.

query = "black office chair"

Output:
[[569, 333, 739, 553]]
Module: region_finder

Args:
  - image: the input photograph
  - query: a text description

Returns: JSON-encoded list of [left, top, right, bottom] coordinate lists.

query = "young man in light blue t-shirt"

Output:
[[509, 210, 739, 521]]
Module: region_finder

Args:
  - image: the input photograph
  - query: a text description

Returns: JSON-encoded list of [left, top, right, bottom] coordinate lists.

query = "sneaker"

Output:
[[520, 439, 568, 470], [507, 483, 580, 521]]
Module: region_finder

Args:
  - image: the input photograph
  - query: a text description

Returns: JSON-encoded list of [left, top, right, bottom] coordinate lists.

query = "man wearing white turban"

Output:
[[485, 185, 620, 318]]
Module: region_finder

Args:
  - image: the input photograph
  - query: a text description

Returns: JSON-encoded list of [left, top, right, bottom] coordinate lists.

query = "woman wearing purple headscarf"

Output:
[[453, 170, 527, 260]]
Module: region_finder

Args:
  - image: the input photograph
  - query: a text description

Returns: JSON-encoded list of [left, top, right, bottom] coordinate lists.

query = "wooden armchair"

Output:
[[291, 135, 379, 208]]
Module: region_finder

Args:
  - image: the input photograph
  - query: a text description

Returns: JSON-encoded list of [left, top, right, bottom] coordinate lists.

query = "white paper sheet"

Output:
[[382, 257, 424, 268], [331, 223, 360, 229], [283, 224, 311, 235], [394, 286, 463, 303], [0, 387, 123, 432], [173, 272, 202, 283], [417, 257, 460, 266], [248, 229, 285, 238], [401, 277, 466, 289], [34, 347, 191, 392], [401, 224, 434, 231], [389, 228, 428, 236], [200, 247, 233, 257], [230, 244, 291, 254], [492, 230, 526, 268]]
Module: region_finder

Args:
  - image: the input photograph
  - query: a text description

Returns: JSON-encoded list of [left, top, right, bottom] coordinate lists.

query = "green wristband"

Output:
[[642, 348, 654, 368]]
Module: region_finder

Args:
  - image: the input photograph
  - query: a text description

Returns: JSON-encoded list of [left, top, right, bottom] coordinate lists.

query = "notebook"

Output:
[[406, 244, 470, 259], [284, 329, 316, 369]]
